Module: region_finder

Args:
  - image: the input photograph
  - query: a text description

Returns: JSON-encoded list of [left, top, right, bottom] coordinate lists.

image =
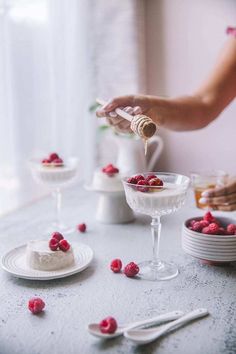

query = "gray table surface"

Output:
[[0, 185, 236, 354]]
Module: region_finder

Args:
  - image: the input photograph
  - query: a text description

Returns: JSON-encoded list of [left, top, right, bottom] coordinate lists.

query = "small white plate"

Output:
[[1, 243, 93, 280]]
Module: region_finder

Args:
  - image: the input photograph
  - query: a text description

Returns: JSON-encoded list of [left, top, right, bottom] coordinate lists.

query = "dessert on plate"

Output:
[[92, 164, 123, 192], [26, 232, 74, 271]]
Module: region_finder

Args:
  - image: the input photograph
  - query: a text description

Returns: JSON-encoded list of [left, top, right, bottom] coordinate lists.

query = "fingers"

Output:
[[96, 95, 135, 116], [214, 203, 236, 212], [199, 192, 236, 205], [105, 116, 132, 134], [201, 180, 236, 198]]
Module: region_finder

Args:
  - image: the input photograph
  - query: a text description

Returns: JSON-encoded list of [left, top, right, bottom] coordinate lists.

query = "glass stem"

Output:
[[151, 216, 161, 266], [54, 188, 62, 226]]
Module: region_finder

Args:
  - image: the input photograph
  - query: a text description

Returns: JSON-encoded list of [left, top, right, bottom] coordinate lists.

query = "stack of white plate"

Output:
[[182, 216, 236, 263]]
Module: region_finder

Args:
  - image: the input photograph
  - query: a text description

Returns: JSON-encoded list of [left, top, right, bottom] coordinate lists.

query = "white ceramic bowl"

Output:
[[182, 216, 236, 264]]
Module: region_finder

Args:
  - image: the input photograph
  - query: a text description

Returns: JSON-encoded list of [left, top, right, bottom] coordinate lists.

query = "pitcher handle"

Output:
[[147, 135, 164, 171]]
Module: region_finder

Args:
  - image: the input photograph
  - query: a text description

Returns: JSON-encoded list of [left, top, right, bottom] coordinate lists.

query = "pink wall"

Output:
[[146, 0, 236, 176]]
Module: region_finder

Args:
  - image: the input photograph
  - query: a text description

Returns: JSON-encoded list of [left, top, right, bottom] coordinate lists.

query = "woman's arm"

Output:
[[97, 38, 236, 132]]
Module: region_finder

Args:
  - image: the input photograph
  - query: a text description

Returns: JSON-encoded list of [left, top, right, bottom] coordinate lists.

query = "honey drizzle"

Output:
[[143, 139, 148, 156]]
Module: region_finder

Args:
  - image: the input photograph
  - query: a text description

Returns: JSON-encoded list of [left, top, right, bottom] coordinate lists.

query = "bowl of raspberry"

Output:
[[182, 211, 236, 265]]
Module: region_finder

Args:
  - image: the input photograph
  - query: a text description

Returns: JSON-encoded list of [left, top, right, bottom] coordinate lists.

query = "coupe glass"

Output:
[[122, 172, 190, 281], [29, 157, 79, 234]]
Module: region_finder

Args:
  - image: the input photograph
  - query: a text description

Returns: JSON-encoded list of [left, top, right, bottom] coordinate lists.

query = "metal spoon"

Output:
[[124, 308, 209, 345], [87, 310, 184, 339]]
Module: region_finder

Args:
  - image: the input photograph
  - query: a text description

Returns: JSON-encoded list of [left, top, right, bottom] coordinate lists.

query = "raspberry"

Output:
[[53, 158, 63, 165], [136, 180, 149, 192], [102, 164, 113, 172], [124, 262, 139, 277], [49, 238, 59, 251], [189, 220, 197, 227], [28, 298, 45, 314], [42, 158, 50, 164], [58, 239, 70, 252], [146, 175, 157, 182], [209, 222, 220, 234], [78, 223, 86, 233], [204, 211, 215, 223], [110, 259, 122, 273], [148, 178, 163, 187], [202, 227, 211, 235], [218, 227, 226, 235], [199, 220, 209, 228], [99, 317, 117, 334], [192, 221, 203, 232], [127, 177, 138, 184], [49, 153, 59, 162], [227, 224, 236, 235], [133, 175, 145, 183], [51, 232, 64, 242], [102, 164, 119, 176]]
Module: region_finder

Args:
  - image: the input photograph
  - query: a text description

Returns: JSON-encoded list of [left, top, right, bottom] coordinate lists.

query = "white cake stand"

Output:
[[85, 185, 135, 224]]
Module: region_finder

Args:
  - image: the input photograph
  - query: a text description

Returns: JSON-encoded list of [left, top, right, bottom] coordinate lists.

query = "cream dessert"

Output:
[[30, 156, 78, 186], [92, 164, 123, 192], [123, 174, 188, 216], [26, 240, 74, 271]]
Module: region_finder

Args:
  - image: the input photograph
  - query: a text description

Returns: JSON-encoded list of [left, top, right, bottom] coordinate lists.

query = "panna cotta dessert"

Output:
[[26, 232, 74, 271], [123, 174, 188, 216], [30, 153, 78, 186], [92, 164, 123, 192]]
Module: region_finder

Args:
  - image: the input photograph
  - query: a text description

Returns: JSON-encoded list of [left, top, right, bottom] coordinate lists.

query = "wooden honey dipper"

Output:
[[96, 98, 157, 139]]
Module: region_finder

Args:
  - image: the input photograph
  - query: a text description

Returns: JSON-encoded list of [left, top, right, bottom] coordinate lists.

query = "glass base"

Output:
[[138, 260, 179, 281]]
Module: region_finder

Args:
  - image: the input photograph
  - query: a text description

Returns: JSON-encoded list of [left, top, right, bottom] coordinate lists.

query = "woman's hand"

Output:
[[96, 95, 159, 134], [199, 178, 236, 211]]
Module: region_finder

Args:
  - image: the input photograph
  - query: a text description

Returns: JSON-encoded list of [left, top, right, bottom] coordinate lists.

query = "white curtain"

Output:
[[0, 0, 145, 211]]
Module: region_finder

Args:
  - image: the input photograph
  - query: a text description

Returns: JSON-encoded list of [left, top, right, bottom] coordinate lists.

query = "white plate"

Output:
[[1, 243, 93, 280]]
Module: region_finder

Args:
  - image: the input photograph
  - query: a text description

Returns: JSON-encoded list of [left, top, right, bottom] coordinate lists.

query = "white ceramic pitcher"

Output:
[[112, 134, 164, 175]]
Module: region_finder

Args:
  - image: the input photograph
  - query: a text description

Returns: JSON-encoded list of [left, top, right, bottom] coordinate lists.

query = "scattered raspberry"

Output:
[[227, 224, 236, 235], [110, 259, 122, 273], [136, 180, 149, 192], [124, 262, 139, 277], [28, 298, 45, 314], [133, 175, 145, 183], [204, 211, 215, 223], [99, 316, 117, 334], [148, 178, 164, 187], [49, 153, 59, 162], [146, 175, 157, 182], [78, 223, 86, 233], [58, 239, 70, 252], [192, 221, 203, 232], [127, 177, 138, 184], [49, 238, 59, 251], [51, 232, 64, 242]]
